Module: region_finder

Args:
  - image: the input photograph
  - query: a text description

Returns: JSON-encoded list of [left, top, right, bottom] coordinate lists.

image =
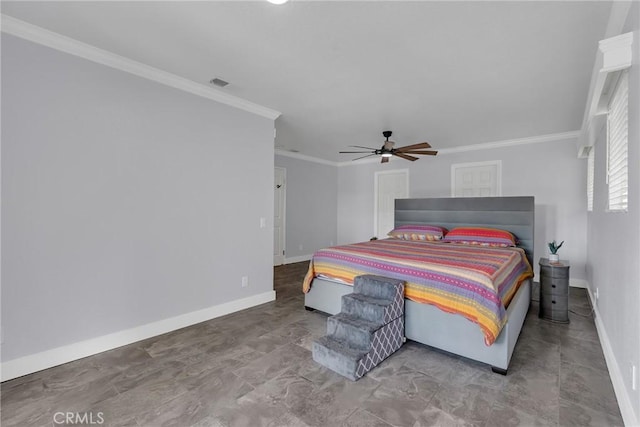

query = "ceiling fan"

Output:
[[340, 131, 438, 163]]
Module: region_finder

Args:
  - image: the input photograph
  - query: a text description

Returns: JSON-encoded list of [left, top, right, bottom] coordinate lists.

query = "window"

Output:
[[587, 147, 594, 211], [606, 72, 628, 212]]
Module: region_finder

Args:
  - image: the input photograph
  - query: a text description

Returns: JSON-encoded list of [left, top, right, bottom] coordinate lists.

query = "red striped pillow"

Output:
[[442, 227, 517, 247], [388, 225, 448, 241]]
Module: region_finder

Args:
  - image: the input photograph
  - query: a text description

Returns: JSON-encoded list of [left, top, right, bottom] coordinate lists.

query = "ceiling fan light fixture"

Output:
[[267, 0, 289, 4], [381, 152, 393, 158]]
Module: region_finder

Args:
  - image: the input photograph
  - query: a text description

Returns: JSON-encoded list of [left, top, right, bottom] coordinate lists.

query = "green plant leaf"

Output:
[[547, 240, 564, 254]]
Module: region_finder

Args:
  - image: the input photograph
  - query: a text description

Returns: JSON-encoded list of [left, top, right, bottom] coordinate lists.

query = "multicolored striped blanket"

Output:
[[302, 239, 533, 345]]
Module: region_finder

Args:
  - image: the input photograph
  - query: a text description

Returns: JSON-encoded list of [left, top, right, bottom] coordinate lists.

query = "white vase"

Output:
[[548, 254, 559, 262]]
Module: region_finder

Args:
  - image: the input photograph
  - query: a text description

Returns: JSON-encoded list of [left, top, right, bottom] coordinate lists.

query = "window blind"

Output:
[[606, 72, 628, 212]]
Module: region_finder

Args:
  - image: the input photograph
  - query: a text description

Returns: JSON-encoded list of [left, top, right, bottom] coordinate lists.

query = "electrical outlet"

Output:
[[241, 276, 249, 288], [633, 365, 637, 391]]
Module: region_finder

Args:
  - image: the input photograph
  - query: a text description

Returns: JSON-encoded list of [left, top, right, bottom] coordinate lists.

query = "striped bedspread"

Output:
[[302, 239, 533, 345]]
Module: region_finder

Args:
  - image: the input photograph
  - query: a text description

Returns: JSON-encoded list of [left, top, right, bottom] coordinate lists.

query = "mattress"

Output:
[[303, 239, 533, 345]]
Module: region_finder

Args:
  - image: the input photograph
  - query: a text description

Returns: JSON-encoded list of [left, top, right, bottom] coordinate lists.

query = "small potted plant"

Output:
[[548, 240, 564, 262]]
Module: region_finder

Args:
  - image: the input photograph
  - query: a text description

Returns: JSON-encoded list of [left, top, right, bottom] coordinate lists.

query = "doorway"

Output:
[[374, 169, 409, 239], [274, 167, 286, 265]]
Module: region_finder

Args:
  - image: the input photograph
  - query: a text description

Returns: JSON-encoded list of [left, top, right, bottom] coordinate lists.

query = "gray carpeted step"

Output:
[[327, 313, 383, 350], [341, 293, 394, 323], [354, 275, 405, 301], [312, 336, 367, 381]]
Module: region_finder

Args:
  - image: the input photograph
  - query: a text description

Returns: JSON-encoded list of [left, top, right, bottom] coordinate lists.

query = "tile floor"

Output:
[[1, 262, 623, 426]]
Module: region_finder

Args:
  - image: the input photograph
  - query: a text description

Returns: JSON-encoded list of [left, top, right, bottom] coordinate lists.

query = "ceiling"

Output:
[[2, 1, 612, 162]]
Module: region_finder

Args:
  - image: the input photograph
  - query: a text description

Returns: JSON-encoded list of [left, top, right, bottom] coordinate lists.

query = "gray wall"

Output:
[[274, 154, 337, 261], [587, 3, 640, 422], [1, 35, 275, 361], [337, 138, 587, 281]]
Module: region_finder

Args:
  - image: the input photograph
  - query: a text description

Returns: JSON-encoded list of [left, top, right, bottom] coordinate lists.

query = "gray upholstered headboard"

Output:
[[394, 197, 535, 266]]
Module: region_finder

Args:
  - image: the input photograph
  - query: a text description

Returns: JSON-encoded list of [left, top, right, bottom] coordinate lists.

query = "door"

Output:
[[451, 161, 501, 197], [274, 167, 286, 265], [374, 170, 409, 239]]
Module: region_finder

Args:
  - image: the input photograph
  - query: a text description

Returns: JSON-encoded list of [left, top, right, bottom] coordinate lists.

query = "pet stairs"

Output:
[[312, 275, 405, 380]]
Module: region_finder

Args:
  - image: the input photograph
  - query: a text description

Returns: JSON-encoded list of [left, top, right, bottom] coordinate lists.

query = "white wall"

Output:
[[1, 35, 275, 363], [586, 3, 640, 424], [274, 153, 337, 261], [338, 138, 587, 281]]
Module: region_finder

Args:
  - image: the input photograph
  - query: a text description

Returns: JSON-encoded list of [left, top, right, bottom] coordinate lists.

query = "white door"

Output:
[[274, 167, 286, 265], [451, 161, 502, 197], [374, 170, 409, 239]]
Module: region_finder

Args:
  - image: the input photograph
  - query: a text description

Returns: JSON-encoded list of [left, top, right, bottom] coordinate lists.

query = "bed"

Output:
[[303, 196, 535, 373]]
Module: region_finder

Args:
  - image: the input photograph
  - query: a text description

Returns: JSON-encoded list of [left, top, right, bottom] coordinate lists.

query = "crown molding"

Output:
[[322, 130, 581, 167], [436, 130, 580, 155], [603, 1, 633, 40], [275, 149, 338, 166], [337, 155, 403, 167], [1, 14, 281, 121]]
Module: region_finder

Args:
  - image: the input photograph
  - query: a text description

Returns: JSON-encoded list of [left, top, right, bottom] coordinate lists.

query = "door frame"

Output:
[[274, 167, 286, 266], [373, 169, 409, 239]]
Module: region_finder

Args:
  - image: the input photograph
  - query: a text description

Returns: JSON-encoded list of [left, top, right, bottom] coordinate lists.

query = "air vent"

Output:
[[210, 78, 229, 88]]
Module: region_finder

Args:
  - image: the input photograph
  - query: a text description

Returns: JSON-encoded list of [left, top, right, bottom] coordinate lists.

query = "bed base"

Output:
[[304, 276, 531, 373]]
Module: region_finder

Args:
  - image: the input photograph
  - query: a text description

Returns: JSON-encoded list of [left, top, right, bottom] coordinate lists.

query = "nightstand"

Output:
[[538, 258, 570, 323]]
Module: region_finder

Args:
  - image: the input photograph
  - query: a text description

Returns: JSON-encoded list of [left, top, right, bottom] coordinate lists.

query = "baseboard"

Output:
[[0, 290, 275, 382], [569, 278, 588, 288], [284, 254, 312, 264], [587, 288, 639, 427]]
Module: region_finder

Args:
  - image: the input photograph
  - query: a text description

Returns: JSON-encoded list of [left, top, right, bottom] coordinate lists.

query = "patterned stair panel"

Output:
[[355, 316, 405, 379]]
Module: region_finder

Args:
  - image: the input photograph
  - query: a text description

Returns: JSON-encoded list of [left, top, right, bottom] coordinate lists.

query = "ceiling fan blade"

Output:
[[352, 153, 378, 161], [394, 152, 419, 161], [395, 142, 432, 152], [339, 150, 374, 154], [400, 150, 438, 156], [381, 156, 389, 164]]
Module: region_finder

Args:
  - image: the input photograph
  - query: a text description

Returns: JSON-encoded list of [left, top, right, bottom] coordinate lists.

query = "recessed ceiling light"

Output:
[[267, 0, 289, 4], [209, 78, 229, 88]]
